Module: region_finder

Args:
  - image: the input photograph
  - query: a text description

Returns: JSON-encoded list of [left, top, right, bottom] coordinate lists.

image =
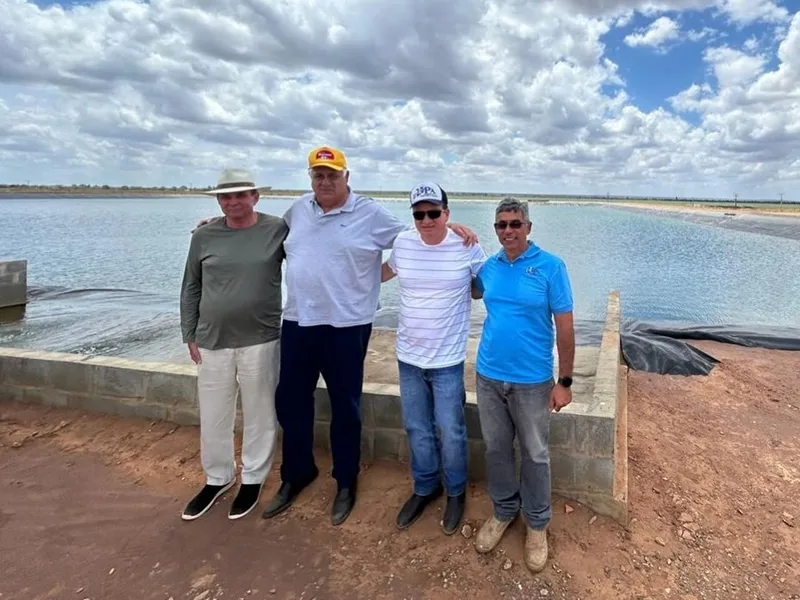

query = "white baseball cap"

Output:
[[409, 182, 449, 207]]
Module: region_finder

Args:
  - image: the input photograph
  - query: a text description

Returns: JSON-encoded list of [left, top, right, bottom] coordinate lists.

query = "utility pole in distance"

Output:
[[734, 193, 738, 209], [779, 192, 784, 205]]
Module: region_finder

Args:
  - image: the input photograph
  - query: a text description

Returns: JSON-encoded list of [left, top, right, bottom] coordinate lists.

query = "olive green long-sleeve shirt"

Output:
[[180, 212, 288, 350]]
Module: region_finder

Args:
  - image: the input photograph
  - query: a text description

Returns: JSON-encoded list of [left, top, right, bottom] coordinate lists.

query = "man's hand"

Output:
[[191, 216, 222, 233], [187, 342, 202, 364], [447, 222, 479, 246], [549, 383, 572, 412], [471, 280, 483, 300]]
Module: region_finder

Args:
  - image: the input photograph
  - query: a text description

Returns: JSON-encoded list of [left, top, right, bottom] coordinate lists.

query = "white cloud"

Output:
[[717, 0, 789, 25], [743, 35, 760, 50], [687, 26, 721, 41], [565, 0, 789, 25], [624, 16, 681, 50], [704, 46, 768, 87], [0, 0, 798, 200], [669, 11, 800, 188]]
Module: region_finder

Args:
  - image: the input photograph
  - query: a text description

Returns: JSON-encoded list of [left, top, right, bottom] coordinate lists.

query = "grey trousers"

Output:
[[476, 372, 554, 530]]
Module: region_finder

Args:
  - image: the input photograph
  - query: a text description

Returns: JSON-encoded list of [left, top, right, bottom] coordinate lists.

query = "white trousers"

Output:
[[196, 340, 279, 486]]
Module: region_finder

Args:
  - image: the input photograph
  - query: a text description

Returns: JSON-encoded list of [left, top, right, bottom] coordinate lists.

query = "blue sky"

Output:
[[603, 7, 784, 116]]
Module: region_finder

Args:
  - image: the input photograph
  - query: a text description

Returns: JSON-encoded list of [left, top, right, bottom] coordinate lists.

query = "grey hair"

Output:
[[495, 196, 529, 220]]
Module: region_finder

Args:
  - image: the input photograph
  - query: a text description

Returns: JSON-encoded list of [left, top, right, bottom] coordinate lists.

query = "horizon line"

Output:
[[0, 183, 796, 204]]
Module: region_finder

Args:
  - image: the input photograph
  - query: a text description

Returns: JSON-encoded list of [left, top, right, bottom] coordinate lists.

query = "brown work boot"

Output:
[[524, 525, 548, 572], [474, 515, 514, 554]]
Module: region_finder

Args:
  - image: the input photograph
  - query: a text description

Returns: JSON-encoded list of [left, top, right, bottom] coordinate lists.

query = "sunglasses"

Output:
[[413, 209, 443, 221], [494, 220, 526, 230]]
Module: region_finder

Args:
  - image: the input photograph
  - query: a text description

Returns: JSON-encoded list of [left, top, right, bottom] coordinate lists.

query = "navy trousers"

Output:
[[275, 319, 372, 489]]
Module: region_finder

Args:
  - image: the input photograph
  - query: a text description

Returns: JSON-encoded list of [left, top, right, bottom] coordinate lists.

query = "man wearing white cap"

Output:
[[179, 168, 287, 521], [380, 183, 486, 535]]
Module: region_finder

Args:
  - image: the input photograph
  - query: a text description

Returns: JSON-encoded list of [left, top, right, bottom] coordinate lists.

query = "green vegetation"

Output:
[[0, 184, 202, 196]]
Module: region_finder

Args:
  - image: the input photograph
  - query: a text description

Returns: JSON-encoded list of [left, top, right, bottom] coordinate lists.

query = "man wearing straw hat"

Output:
[[179, 168, 287, 521]]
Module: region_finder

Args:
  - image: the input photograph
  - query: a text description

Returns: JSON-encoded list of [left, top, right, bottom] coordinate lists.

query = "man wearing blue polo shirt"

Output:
[[471, 197, 575, 574]]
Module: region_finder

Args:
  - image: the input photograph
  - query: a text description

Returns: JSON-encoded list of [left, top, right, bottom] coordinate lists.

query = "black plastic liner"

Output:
[[621, 321, 800, 376]]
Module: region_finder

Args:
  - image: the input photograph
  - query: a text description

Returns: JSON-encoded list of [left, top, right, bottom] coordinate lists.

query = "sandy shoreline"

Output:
[[598, 200, 800, 219]]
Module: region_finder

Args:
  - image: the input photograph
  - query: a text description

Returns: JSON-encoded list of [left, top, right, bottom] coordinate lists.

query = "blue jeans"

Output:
[[398, 360, 468, 497], [476, 372, 554, 530]]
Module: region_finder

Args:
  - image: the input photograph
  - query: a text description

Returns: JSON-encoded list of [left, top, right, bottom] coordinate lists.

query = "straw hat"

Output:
[[202, 168, 266, 194]]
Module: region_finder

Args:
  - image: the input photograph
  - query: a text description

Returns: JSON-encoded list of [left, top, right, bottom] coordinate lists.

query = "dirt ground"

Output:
[[1, 341, 798, 600]]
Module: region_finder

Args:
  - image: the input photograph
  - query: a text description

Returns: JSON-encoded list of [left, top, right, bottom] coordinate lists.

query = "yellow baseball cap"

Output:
[[308, 146, 347, 171]]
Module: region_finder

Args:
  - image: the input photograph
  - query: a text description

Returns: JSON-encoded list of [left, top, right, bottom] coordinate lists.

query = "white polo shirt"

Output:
[[283, 191, 407, 327], [387, 229, 486, 369]]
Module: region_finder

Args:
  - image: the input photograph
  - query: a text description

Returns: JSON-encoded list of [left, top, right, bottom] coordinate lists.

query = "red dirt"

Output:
[[1, 341, 798, 600]]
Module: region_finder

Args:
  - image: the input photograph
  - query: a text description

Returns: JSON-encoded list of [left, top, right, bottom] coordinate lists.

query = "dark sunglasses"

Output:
[[413, 209, 443, 221], [494, 220, 526, 230]]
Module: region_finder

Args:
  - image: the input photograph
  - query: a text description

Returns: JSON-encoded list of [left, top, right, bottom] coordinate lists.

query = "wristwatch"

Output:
[[557, 376, 573, 388]]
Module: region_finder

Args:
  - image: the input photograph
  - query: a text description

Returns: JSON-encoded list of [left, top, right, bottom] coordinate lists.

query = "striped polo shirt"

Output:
[[387, 229, 486, 369]]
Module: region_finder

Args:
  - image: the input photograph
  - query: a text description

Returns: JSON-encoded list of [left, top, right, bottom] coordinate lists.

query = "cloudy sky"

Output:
[[1, 0, 798, 199]]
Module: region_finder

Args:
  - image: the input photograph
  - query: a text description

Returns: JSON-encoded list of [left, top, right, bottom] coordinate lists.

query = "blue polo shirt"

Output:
[[475, 242, 573, 384]]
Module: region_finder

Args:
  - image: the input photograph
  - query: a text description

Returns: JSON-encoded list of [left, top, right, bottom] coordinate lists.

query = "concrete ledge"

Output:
[[0, 348, 196, 424], [0, 259, 27, 309], [0, 291, 628, 525]]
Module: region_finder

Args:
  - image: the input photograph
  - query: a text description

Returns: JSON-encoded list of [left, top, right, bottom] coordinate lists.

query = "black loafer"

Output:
[[262, 469, 318, 519], [229, 482, 264, 520], [396, 486, 444, 530], [442, 492, 466, 535], [331, 483, 357, 526]]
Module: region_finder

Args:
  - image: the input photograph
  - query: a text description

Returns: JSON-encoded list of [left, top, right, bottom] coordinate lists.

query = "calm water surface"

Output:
[[1, 196, 798, 364]]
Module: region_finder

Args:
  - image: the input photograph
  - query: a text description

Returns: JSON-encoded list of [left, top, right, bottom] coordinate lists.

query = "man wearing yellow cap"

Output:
[[260, 146, 477, 526]]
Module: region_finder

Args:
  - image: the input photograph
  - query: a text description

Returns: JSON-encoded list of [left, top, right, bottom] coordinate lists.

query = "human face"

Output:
[[412, 201, 449, 239], [216, 190, 259, 220], [494, 210, 531, 257], [310, 167, 349, 209]]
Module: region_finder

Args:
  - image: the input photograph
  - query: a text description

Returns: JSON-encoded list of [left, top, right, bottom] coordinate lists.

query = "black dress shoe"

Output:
[[331, 483, 357, 526], [442, 492, 466, 535], [262, 469, 319, 519], [396, 486, 444, 530]]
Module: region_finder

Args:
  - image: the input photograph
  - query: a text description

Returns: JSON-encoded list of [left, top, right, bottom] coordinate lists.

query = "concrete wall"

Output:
[[0, 350, 198, 424], [0, 260, 27, 309], [553, 290, 628, 524], [0, 292, 628, 524]]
